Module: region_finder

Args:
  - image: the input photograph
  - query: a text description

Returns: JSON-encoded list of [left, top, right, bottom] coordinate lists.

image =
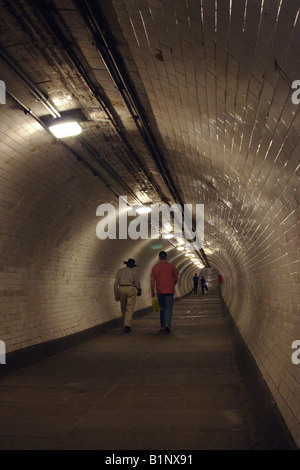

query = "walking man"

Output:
[[200, 275, 208, 295], [151, 251, 179, 333], [193, 273, 199, 293], [114, 258, 141, 333]]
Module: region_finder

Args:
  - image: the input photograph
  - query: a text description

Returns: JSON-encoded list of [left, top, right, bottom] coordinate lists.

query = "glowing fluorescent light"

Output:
[[136, 206, 151, 214], [49, 121, 82, 138], [163, 223, 173, 232], [163, 233, 173, 239], [177, 246, 184, 251]]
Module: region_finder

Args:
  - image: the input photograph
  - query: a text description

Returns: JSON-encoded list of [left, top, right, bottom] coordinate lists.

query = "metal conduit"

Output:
[[0, 52, 141, 203], [6, 0, 209, 267], [26, 0, 169, 207], [6, 90, 196, 263], [77, 137, 142, 203], [0, 49, 61, 119], [4, 87, 141, 205], [73, 0, 210, 266], [73, 0, 183, 207], [74, 1, 210, 267]]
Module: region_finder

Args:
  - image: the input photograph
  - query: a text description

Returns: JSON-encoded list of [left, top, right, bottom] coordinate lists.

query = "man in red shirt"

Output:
[[151, 251, 179, 333]]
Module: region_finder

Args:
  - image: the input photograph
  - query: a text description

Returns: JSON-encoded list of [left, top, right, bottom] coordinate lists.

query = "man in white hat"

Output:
[[114, 258, 141, 333]]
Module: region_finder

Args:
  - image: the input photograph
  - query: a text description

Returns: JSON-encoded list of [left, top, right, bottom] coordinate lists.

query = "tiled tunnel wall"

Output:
[[0, 111, 194, 352], [0, 0, 299, 449], [212, 216, 299, 445], [1, 103, 299, 446]]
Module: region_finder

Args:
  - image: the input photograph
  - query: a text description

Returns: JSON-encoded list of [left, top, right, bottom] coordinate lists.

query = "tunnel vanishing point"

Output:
[[0, 0, 299, 451]]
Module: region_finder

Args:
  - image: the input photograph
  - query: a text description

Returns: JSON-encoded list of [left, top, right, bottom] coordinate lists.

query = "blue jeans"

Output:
[[157, 294, 174, 328]]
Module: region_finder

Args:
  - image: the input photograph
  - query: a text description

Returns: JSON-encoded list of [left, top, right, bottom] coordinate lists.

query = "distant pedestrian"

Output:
[[200, 276, 208, 295], [193, 273, 199, 293], [114, 258, 141, 333], [151, 251, 179, 333]]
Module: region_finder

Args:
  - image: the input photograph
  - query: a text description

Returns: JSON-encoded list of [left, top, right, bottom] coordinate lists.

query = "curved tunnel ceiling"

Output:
[[0, 0, 298, 291], [0, 0, 299, 446], [1, 0, 299, 260], [1, 0, 298, 269]]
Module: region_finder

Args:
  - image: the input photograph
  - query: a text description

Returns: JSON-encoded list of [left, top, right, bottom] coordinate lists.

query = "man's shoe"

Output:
[[124, 326, 132, 333], [164, 326, 171, 333]]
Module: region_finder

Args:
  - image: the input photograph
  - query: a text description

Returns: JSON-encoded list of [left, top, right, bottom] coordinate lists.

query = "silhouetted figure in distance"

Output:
[[193, 273, 199, 293], [200, 276, 208, 295]]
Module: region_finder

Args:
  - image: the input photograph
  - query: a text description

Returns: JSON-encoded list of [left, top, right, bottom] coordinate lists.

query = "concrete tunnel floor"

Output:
[[0, 274, 259, 450]]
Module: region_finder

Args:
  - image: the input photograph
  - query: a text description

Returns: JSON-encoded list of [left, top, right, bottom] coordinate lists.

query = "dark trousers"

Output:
[[157, 294, 174, 328], [193, 283, 198, 293]]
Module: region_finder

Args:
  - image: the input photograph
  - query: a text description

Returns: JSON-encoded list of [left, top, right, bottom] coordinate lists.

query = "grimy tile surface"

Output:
[[0, 274, 256, 450]]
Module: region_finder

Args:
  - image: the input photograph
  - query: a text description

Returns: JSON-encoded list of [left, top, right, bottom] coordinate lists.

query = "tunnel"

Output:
[[0, 0, 299, 452]]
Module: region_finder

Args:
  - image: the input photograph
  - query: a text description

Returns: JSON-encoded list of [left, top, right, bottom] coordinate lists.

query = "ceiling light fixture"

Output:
[[163, 223, 173, 232], [136, 205, 151, 214], [162, 233, 173, 239], [49, 121, 82, 138]]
